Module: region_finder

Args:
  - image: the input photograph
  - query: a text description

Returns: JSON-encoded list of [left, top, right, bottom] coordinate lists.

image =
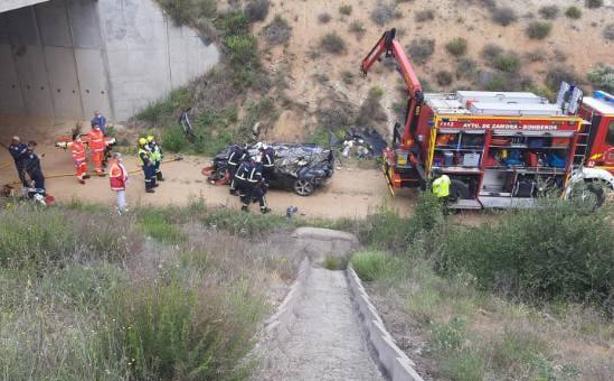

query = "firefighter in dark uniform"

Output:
[[8, 136, 29, 187], [234, 159, 252, 208], [23, 141, 46, 197], [228, 144, 248, 194], [259, 144, 275, 183], [245, 157, 270, 214]]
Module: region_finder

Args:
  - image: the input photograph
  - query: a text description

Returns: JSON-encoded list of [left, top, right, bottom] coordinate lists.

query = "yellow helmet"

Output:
[[147, 135, 154, 142], [138, 137, 148, 146]]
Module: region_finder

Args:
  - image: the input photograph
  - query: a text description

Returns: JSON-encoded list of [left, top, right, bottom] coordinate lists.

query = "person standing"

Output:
[[432, 169, 451, 205], [56, 133, 89, 184], [228, 144, 248, 194], [109, 152, 128, 213], [23, 141, 45, 196], [259, 144, 275, 183], [146, 135, 164, 181], [86, 123, 107, 176], [244, 157, 270, 214], [138, 138, 156, 193], [7, 136, 29, 187], [91, 111, 107, 135]]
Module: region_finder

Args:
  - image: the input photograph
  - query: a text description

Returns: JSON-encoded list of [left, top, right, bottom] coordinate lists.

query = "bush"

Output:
[[407, 38, 435, 65], [349, 20, 366, 38], [565, 6, 582, 19], [587, 64, 614, 93], [137, 209, 186, 244], [445, 37, 468, 57], [244, 0, 269, 23], [156, 0, 217, 26], [371, 1, 398, 25], [318, 12, 331, 23], [525, 49, 547, 62], [526, 21, 552, 39], [339, 4, 353, 16], [440, 201, 614, 308], [320, 32, 346, 54], [585, 0, 603, 9], [415, 9, 435, 22], [224, 34, 259, 65], [455, 58, 478, 80], [538, 5, 559, 20], [545, 65, 579, 90], [604, 23, 614, 40], [491, 7, 517, 26], [436, 70, 454, 87], [493, 52, 521, 73], [263, 15, 292, 45], [351, 250, 399, 281], [481, 43, 504, 62]]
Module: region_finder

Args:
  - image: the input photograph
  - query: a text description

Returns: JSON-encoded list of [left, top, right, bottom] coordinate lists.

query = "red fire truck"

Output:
[[361, 29, 614, 209]]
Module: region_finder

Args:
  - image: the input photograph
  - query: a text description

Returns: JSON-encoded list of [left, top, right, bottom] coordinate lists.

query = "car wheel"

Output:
[[294, 179, 314, 196]]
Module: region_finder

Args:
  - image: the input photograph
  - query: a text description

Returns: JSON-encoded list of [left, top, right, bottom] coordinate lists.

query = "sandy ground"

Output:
[[251, 229, 383, 381]]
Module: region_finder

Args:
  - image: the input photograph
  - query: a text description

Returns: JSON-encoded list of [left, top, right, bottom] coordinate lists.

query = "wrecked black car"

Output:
[[203, 143, 334, 196]]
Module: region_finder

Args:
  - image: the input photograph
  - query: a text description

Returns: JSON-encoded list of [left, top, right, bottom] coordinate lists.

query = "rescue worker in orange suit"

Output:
[[86, 123, 107, 176], [109, 152, 128, 214], [56, 133, 90, 184]]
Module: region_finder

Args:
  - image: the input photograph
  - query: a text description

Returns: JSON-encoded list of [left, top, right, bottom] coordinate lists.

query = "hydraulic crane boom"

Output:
[[361, 28, 423, 103]]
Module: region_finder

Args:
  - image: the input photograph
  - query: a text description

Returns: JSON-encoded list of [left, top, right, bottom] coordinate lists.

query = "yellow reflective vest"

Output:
[[432, 174, 451, 198]]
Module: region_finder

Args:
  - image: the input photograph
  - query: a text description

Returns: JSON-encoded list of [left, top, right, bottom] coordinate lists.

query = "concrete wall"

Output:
[[0, 0, 49, 13], [0, 0, 219, 121]]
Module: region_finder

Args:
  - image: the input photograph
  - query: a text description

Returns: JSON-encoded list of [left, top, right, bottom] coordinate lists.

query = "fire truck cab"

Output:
[[579, 91, 614, 173]]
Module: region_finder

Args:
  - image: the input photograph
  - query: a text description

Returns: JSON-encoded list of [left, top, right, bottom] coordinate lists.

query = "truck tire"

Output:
[[450, 179, 470, 201]]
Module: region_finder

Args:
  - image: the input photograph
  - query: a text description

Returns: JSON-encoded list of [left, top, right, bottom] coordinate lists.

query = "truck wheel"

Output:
[[450, 179, 470, 201], [294, 179, 314, 196]]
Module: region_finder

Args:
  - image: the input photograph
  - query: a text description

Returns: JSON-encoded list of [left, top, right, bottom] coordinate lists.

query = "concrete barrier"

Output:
[[347, 265, 424, 381]]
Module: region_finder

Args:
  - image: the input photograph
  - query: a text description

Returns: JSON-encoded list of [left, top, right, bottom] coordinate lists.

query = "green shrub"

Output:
[[217, 10, 250, 35], [481, 43, 504, 62], [440, 201, 614, 308], [263, 15, 292, 45], [587, 64, 614, 93], [320, 32, 346, 54], [455, 58, 478, 80], [415, 9, 435, 23], [371, 2, 398, 25], [491, 7, 517, 26], [156, 0, 217, 26], [538, 5, 559, 20], [339, 4, 353, 16], [200, 208, 292, 236], [224, 34, 259, 65], [407, 38, 435, 65], [436, 70, 454, 87], [565, 6, 582, 19], [492, 329, 551, 372], [137, 209, 186, 244], [318, 12, 332, 23], [439, 349, 487, 381], [493, 52, 521, 73], [349, 20, 366, 38], [430, 317, 466, 352], [244, 0, 269, 22], [351, 250, 399, 281], [604, 23, 614, 40], [585, 0, 603, 9], [526, 21, 552, 39], [323, 256, 347, 270], [445, 37, 468, 57]]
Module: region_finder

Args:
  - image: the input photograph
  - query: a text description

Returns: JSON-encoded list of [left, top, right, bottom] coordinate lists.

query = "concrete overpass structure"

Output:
[[0, 0, 219, 121]]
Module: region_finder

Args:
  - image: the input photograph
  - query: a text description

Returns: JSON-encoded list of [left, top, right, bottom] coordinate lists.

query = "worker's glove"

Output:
[[55, 142, 67, 149], [106, 137, 117, 146]]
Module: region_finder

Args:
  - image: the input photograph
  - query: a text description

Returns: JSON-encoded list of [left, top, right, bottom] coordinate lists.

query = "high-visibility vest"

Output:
[[432, 174, 451, 198], [138, 148, 151, 166], [69, 140, 86, 162], [109, 161, 127, 191], [86, 129, 105, 151]]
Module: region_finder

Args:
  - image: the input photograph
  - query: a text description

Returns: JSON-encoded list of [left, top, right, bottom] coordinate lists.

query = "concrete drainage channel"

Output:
[[251, 228, 424, 381]]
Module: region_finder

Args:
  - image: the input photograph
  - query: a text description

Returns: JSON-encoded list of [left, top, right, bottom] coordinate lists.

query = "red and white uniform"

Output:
[[67, 139, 88, 181], [86, 127, 106, 174], [109, 160, 128, 191]]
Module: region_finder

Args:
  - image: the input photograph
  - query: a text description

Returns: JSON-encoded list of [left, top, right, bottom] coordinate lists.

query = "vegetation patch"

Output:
[[371, 1, 398, 26], [435, 70, 454, 87], [262, 15, 292, 45], [244, 0, 270, 23], [565, 6, 582, 19], [538, 5, 559, 20], [338, 4, 353, 16], [407, 38, 435, 65], [490, 6, 517, 26], [604, 23, 614, 41], [585, 0, 603, 9], [317, 12, 332, 24], [320, 32, 346, 54], [349, 20, 367, 39], [445, 37, 468, 57], [526, 21, 552, 40], [415, 9, 435, 23], [587, 64, 614, 93]]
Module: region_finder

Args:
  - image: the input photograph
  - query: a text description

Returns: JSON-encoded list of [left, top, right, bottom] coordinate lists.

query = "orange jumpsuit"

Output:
[[68, 139, 88, 182], [86, 128, 106, 175]]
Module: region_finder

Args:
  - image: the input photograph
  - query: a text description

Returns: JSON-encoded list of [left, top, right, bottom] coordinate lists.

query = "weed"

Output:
[[545, 65, 579, 90], [156, 0, 217, 26], [604, 23, 614, 40], [538, 5, 559, 20], [492, 329, 554, 378], [341, 70, 355, 85], [526, 21, 552, 39], [430, 317, 466, 352], [491, 7, 517, 26], [585, 0, 603, 9], [436, 70, 454, 87], [371, 1, 398, 26], [356, 87, 387, 128], [407, 38, 435, 65], [244, 0, 270, 23], [137, 209, 186, 244], [480, 43, 504, 62], [323, 256, 347, 270], [201, 208, 292, 236], [587, 64, 614, 93], [351, 250, 400, 281], [318, 12, 332, 23], [349, 20, 366, 38], [440, 349, 487, 381], [525, 49, 547, 62], [455, 58, 478, 80], [320, 32, 346, 54], [263, 15, 292, 45], [493, 52, 521, 73], [414, 9, 435, 23], [565, 6, 582, 19], [445, 37, 468, 57], [339, 4, 353, 16]]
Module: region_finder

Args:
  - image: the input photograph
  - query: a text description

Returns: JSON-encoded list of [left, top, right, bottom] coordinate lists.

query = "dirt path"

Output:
[[251, 228, 383, 381]]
